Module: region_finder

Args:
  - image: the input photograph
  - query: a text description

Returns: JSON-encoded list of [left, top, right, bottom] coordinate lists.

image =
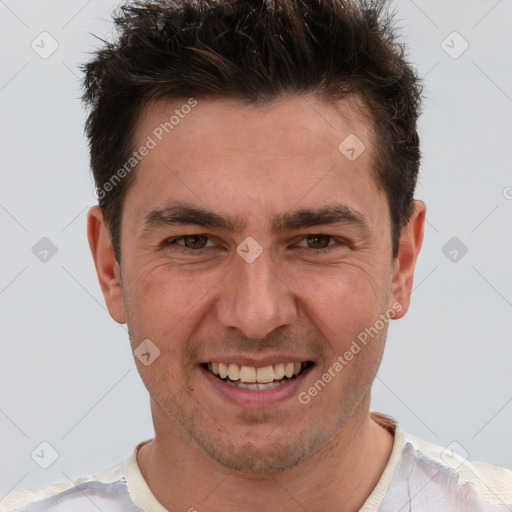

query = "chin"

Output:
[[193, 422, 334, 473], [207, 437, 312, 473]]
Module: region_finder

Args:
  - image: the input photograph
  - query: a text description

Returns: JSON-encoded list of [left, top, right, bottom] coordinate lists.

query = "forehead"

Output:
[[124, 93, 386, 233], [136, 93, 373, 157]]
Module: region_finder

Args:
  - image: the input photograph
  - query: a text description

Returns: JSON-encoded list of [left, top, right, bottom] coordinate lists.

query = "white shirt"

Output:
[[2, 412, 512, 511]]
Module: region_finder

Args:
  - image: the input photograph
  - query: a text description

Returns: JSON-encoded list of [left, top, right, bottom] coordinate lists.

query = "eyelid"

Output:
[[167, 235, 215, 246], [164, 233, 347, 253], [295, 234, 340, 248]]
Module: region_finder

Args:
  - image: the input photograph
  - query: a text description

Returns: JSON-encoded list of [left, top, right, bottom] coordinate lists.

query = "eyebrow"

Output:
[[141, 200, 370, 235]]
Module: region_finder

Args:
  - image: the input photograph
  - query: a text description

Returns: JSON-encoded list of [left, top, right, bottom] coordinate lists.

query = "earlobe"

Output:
[[390, 200, 426, 319], [87, 206, 126, 324]]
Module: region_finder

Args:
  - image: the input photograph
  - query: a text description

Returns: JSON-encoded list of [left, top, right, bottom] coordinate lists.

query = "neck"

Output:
[[137, 399, 394, 512]]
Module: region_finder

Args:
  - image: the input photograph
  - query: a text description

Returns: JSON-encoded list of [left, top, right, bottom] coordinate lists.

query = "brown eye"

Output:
[[304, 234, 332, 249], [181, 235, 209, 249], [165, 235, 213, 252]]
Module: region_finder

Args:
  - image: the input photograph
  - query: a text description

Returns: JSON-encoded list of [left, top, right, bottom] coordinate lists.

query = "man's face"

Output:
[[91, 94, 422, 471]]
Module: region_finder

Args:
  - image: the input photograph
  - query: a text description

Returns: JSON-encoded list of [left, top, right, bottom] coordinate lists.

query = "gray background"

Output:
[[1, 0, 511, 497]]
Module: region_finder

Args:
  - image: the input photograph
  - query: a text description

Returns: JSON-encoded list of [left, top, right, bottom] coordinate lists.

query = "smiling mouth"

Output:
[[202, 361, 314, 390]]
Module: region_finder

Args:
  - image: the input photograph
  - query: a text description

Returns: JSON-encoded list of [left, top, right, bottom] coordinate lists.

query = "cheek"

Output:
[[295, 261, 386, 313], [125, 264, 219, 345], [124, 250, 391, 343], [291, 264, 390, 351]]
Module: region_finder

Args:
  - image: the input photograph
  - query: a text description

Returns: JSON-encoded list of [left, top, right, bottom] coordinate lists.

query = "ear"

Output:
[[87, 206, 126, 324], [390, 200, 426, 319]]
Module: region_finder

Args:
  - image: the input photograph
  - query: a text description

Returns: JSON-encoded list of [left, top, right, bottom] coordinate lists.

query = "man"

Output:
[[2, 0, 511, 511]]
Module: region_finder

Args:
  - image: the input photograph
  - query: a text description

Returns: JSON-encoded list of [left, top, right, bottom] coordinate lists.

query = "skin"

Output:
[[88, 93, 426, 511]]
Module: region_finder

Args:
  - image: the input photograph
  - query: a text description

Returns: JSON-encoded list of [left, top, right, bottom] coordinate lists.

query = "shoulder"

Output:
[[0, 482, 75, 512], [386, 430, 512, 510], [0, 461, 130, 512]]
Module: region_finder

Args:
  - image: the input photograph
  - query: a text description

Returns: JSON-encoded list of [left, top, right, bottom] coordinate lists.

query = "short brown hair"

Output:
[[81, 0, 423, 263]]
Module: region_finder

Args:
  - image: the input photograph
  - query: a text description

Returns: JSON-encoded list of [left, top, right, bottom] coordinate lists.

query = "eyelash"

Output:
[[163, 234, 346, 255]]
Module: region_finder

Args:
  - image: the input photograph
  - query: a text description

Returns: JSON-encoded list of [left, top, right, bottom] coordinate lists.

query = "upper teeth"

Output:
[[209, 362, 302, 383]]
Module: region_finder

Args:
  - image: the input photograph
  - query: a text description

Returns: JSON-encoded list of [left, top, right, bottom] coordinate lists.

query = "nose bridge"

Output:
[[217, 243, 296, 339]]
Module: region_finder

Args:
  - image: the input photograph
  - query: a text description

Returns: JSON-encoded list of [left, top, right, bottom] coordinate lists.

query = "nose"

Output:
[[216, 245, 298, 340]]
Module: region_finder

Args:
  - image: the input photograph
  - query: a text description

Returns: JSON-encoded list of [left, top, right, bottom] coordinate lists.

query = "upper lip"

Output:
[[201, 355, 314, 367]]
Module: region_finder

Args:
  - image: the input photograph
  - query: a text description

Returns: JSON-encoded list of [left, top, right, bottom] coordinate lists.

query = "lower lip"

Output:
[[200, 365, 314, 408]]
